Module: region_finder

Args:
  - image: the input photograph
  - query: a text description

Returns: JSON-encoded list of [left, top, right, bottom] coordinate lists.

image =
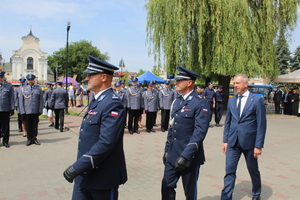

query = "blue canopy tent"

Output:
[[136, 71, 165, 84]]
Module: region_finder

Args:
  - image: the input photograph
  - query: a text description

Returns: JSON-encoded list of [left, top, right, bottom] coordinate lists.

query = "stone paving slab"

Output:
[[0, 113, 299, 199]]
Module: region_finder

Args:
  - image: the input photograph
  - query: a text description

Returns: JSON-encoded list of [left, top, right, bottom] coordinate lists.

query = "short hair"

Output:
[[234, 74, 248, 82]]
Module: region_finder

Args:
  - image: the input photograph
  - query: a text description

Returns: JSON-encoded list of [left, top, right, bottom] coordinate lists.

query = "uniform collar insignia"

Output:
[[187, 96, 193, 101], [99, 95, 106, 101]]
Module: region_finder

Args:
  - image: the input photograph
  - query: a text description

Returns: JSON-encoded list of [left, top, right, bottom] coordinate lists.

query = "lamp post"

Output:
[[119, 58, 125, 80], [65, 22, 71, 114], [54, 65, 61, 81]]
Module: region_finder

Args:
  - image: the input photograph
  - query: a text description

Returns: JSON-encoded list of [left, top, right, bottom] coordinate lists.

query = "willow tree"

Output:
[[146, 0, 300, 102]]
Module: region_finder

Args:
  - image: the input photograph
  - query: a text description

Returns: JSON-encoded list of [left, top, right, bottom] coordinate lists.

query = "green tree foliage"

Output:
[[146, 0, 299, 106], [136, 69, 146, 77], [291, 46, 300, 72], [48, 40, 109, 81], [276, 30, 291, 74], [152, 65, 162, 76]]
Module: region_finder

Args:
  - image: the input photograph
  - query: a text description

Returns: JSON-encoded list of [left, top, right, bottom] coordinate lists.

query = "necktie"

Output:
[[237, 95, 243, 117]]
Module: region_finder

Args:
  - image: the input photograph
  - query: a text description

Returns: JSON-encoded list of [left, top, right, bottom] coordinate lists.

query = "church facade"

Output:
[[10, 29, 53, 84]]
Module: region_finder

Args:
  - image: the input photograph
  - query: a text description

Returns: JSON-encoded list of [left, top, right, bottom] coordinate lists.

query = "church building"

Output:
[[10, 29, 53, 84]]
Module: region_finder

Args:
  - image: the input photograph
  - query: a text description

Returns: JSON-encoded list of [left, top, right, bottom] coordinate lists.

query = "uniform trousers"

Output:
[[214, 102, 223, 124], [72, 183, 118, 200], [54, 109, 64, 131], [208, 101, 214, 122], [146, 111, 156, 130], [274, 100, 281, 114], [161, 109, 170, 131], [221, 142, 261, 200], [128, 109, 140, 131], [161, 161, 200, 200], [0, 112, 10, 143], [18, 113, 22, 131], [25, 114, 39, 141]]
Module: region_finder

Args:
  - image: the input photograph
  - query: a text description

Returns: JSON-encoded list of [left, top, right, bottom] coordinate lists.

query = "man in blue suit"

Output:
[[221, 74, 267, 200], [161, 66, 210, 200], [49, 81, 67, 132], [63, 55, 127, 200]]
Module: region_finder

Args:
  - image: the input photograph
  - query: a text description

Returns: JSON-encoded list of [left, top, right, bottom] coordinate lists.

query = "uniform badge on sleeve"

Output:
[[110, 111, 119, 117], [202, 108, 208, 113]]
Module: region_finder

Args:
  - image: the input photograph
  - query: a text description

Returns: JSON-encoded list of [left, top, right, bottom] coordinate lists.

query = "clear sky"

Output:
[[0, 0, 299, 73]]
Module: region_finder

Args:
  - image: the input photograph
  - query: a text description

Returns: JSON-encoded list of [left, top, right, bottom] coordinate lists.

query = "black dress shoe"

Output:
[[26, 140, 32, 146], [134, 130, 140, 134], [150, 129, 156, 132], [19, 129, 23, 132], [3, 142, 10, 148], [129, 130, 134, 135], [146, 129, 151, 133], [33, 140, 41, 145], [49, 123, 54, 127], [252, 197, 261, 200], [161, 129, 165, 132], [209, 124, 214, 128]]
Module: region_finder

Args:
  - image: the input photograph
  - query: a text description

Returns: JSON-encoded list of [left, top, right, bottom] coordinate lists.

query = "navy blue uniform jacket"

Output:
[[72, 88, 127, 190], [223, 92, 267, 149], [165, 90, 210, 167]]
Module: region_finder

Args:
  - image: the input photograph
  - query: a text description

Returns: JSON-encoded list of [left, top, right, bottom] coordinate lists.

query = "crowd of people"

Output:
[[0, 71, 86, 148], [273, 86, 300, 116]]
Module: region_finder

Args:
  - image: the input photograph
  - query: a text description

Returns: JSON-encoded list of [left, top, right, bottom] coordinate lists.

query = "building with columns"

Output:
[[10, 29, 53, 84]]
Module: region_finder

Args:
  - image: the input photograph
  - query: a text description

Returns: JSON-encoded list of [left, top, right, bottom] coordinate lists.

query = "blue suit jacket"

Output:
[[72, 88, 127, 190], [49, 87, 67, 109], [165, 90, 210, 167], [223, 92, 267, 149]]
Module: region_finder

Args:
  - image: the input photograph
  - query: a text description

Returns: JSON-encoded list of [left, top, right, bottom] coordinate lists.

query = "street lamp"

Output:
[[54, 65, 61, 81], [119, 58, 125, 80], [65, 21, 71, 114]]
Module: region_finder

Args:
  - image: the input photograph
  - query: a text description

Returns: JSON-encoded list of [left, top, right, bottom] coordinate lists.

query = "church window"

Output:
[[27, 57, 33, 69]]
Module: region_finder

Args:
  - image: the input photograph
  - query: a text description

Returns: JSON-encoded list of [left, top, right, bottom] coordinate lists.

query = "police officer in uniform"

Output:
[[0, 71, 15, 148], [49, 81, 67, 132], [159, 80, 175, 132], [15, 77, 27, 136], [63, 55, 127, 200], [125, 78, 142, 134], [119, 80, 128, 128], [19, 73, 43, 146], [43, 82, 54, 127], [143, 81, 159, 133], [195, 85, 205, 98], [161, 66, 210, 200], [114, 82, 124, 100], [214, 85, 224, 127], [204, 82, 215, 127]]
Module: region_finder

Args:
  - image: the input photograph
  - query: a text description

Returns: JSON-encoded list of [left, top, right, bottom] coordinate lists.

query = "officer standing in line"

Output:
[[125, 78, 142, 135], [214, 85, 224, 127], [19, 73, 43, 146], [43, 82, 54, 127], [63, 55, 127, 199], [159, 80, 175, 132], [0, 71, 15, 148], [203, 82, 215, 127], [152, 80, 160, 127], [195, 85, 205, 98], [15, 77, 27, 136], [49, 81, 67, 132], [119, 80, 128, 128], [161, 66, 210, 200], [143, 81, 159, 133]]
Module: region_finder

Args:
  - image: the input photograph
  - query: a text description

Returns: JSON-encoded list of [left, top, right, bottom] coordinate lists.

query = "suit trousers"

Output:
[[208, 101, 214, 122], [214, 102, 223, 124], [128, 109, 140, 131], [72, 183, 118, 200], [0, 112, 10, 143], [274, 100, 281, 114], [161, 109, 170, 131], [25, 114, 39, 141], [146, 111, 156, 130], [54, 109, 64, 131], [221, 143, 261, 200], [162, 161, 200, 200]]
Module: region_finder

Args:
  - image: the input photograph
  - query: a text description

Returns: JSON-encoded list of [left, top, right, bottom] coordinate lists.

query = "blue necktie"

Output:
[[237, 95, 243, 117]]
